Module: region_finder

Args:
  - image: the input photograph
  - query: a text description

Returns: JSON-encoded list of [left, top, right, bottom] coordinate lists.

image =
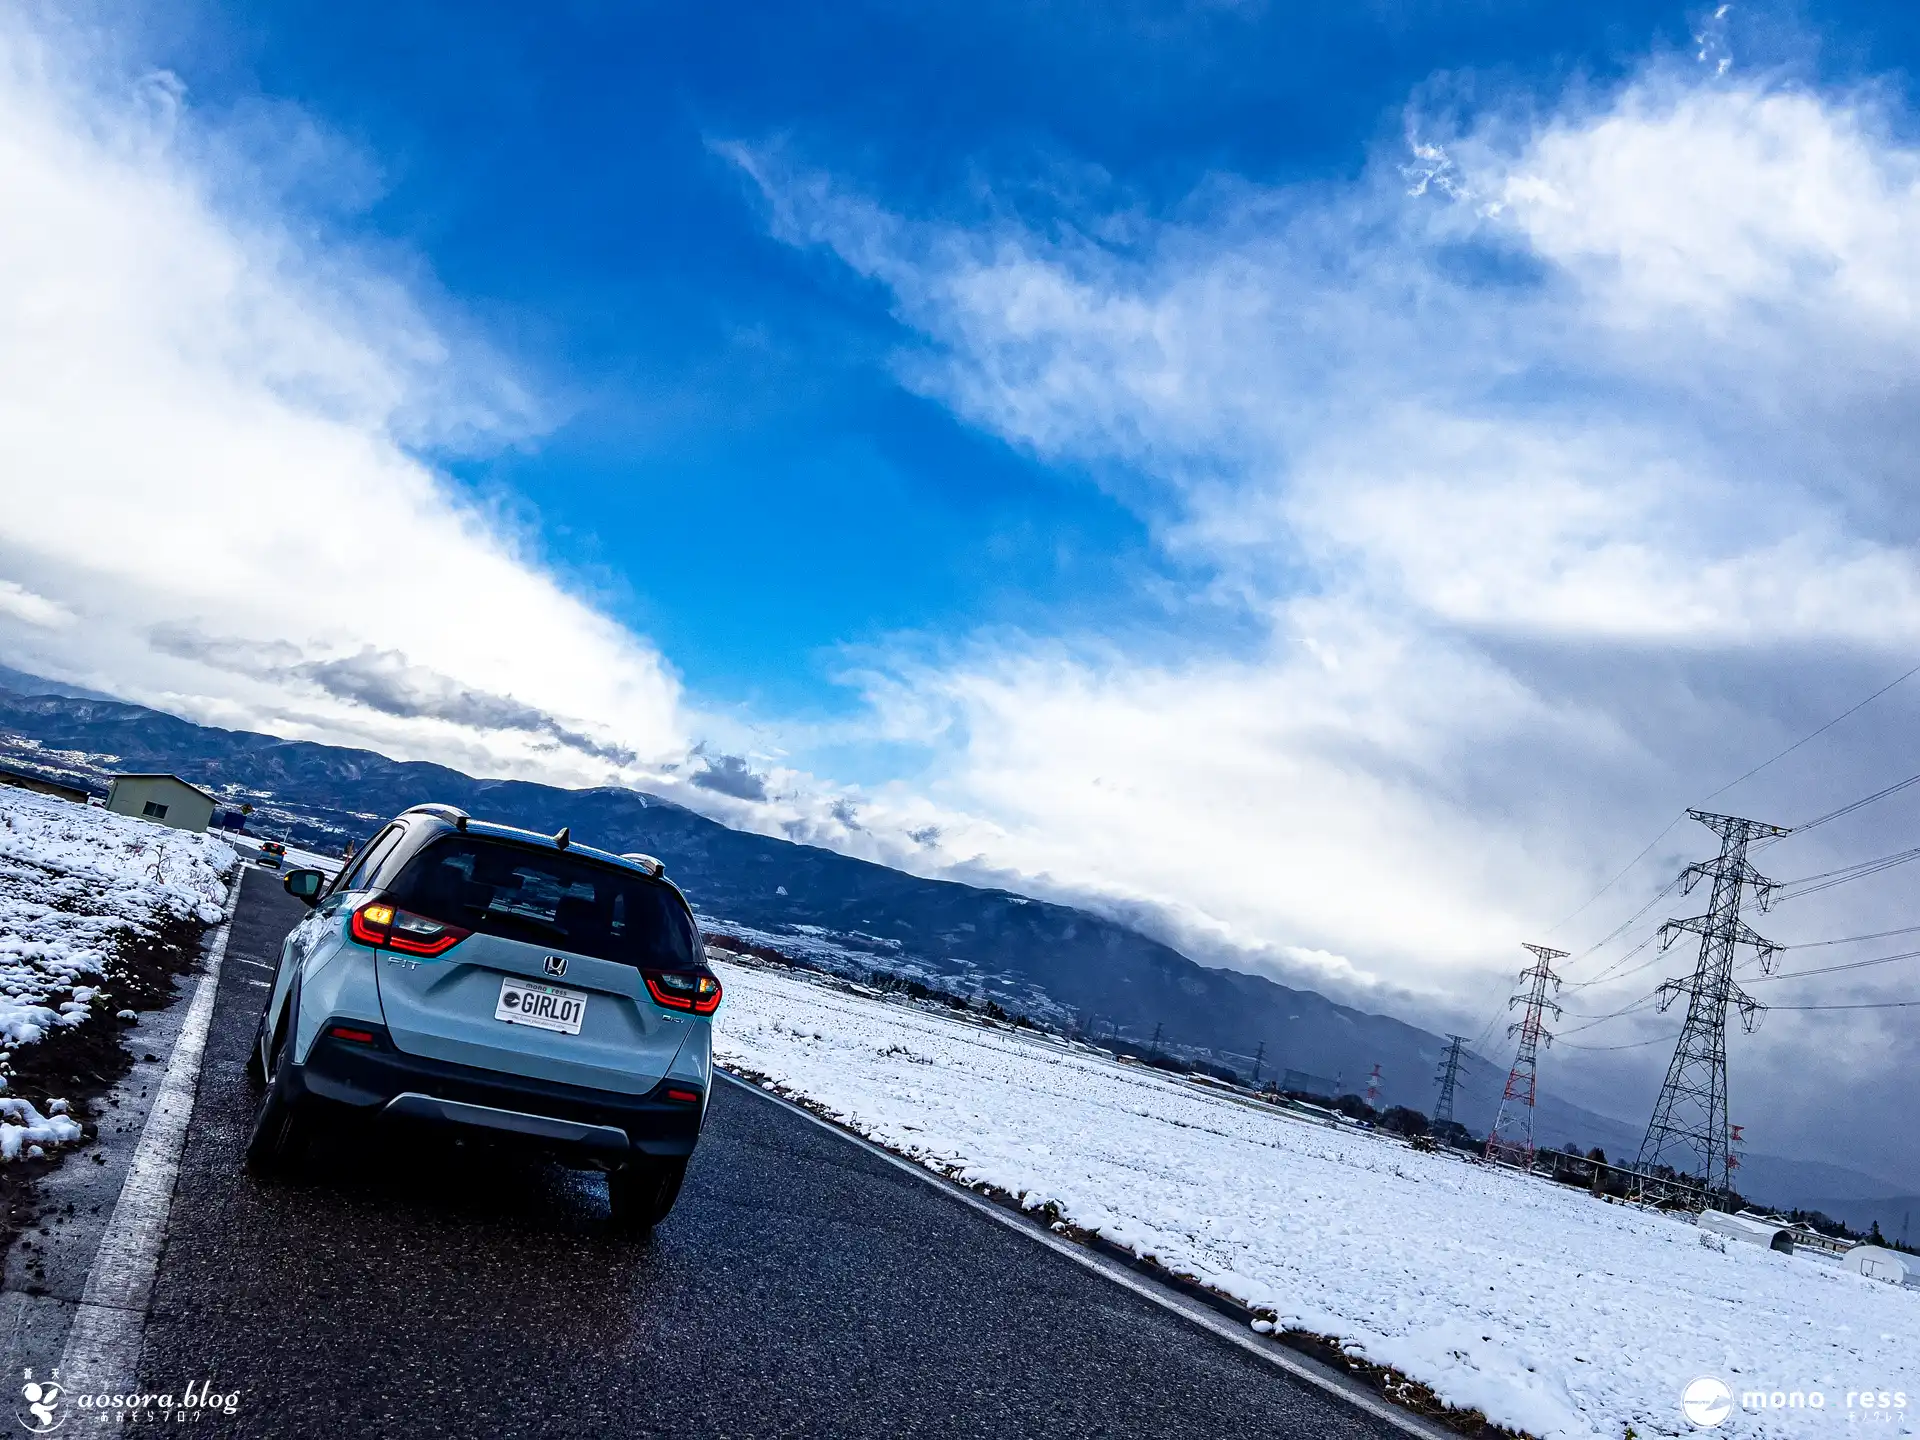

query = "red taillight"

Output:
[[329, 1026, 376, 1044], [665, 1087, 701, 1104], [350, 899, 469, 957], [350, 901, 394, 946], [644, 970, 722, 1015], [388, 909, 470, 956]]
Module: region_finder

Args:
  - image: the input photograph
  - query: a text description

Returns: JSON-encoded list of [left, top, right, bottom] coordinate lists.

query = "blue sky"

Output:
[[136, 0, 1843, 722], [9, 0, 1920, 1182]]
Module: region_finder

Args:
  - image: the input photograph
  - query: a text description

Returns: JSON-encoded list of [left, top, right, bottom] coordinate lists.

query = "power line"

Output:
[[1746, 947, 1920, 983], [1560, 1031, 1681, 1052], [1766, 998, 1920, 1011], [1564, 877, 1685, 976], [1772, 844, 1920, 902], [1781, 922, 1920, 949], [1544, 658, 1920, 942], [1770, 771, 1920, 841], [1558, 989, 1663, 1035], [1694, 659, 1920, 807], [1574, 933, 1669, 991], [1544, 816, 1687, 936], [1564, 924, 1667, 992]]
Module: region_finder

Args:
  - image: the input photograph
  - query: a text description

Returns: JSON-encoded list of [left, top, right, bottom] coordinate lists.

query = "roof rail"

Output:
[[403, 803, 470, 832], [621, 852, 665, 878]]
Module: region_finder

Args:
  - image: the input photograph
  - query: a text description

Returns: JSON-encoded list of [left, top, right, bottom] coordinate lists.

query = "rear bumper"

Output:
[[292, 1022, 705, 1160]]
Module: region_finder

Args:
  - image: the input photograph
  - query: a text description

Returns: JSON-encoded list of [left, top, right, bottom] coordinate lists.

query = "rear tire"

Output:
[[243, 1029, 266, 1090], [244, 1025, 310, 1178], [607, 1157, 687, 1232]]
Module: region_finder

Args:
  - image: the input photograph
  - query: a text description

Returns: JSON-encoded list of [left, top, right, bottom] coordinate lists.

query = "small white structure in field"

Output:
[[1843, 1246, 1919, 1287], [1699, 1210, 1796, 1253], [105, 773, 216, 833]]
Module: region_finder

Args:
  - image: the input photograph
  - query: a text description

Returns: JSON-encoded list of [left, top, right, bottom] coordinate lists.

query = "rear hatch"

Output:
[[368, 835, 703, 1095]]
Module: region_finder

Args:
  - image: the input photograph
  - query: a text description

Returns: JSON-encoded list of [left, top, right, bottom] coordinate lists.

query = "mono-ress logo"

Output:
[[1682, 1374, 1911, 1427], [1683, 1377, 1734, 1427]]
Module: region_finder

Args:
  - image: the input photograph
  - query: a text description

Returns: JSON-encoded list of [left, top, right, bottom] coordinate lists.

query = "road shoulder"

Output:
[[0, 865, 246, 1400]]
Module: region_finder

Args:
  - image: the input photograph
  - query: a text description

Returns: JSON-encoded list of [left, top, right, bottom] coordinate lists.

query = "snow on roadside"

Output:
[[712, 962, 1919, 1439], [0, 787, 234, 1158]]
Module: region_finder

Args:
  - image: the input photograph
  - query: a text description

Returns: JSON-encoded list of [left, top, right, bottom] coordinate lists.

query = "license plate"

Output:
[[495, 977, 587, 1035]]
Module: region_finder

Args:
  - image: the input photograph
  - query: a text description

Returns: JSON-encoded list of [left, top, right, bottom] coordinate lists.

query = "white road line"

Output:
[[233, 957, 273, 971], [58, 867, 246, 1395], [719, 1070, 1450, 1440]]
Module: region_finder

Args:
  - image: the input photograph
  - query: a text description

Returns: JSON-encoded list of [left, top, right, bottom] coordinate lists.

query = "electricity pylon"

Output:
[[1485, 945, 1565, 1167], [1432, 1035, 1468, 1128], [1636, 809, 1788, 1203]]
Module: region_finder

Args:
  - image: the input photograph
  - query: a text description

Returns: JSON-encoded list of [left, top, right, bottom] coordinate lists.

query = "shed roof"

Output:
[[109, 773, 219, 804]]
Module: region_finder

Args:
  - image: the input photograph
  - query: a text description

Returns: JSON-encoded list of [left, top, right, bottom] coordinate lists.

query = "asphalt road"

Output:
[[130, 868, 1407, 1438]]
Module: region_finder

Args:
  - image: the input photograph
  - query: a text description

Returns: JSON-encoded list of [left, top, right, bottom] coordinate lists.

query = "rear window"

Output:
[[388, 837, 700, 970]]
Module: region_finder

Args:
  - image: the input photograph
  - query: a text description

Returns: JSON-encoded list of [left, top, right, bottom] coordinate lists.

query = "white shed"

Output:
[[1843, 1246, 1919, 1287], [1699, 1210, 1796, 1253], [105, 774, 216, 834]]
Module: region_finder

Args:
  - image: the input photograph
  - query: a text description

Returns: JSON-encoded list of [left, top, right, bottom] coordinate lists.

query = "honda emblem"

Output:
[[543, 955, 568, 978]]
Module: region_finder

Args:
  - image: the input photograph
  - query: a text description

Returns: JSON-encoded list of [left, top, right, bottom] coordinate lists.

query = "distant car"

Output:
[[251, 803, 717, 1232], [256, 841, 286, 869]]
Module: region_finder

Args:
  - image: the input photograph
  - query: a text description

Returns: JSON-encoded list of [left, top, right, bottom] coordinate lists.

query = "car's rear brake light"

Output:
[[350, 899, 469, 957], [665, 1087, 700, 1104], [643, 970, 723, 1015], [350, 902, 394, 945], [329, 1026, 376, 1044]]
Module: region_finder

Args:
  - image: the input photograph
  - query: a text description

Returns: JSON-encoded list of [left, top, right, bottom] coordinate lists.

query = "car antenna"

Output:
[[554, 826, 571, 850]]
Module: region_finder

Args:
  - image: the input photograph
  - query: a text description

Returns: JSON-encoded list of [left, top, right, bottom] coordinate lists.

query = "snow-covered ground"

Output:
[[0, 787, 234, 1158], [712, 961, 1919, 1439]]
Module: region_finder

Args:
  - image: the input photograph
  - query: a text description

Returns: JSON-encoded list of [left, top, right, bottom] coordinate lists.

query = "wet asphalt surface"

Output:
[[132, 870, 1403, 1439]]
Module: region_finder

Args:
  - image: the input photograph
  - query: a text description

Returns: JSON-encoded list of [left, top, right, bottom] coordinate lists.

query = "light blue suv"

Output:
[[251, 803, 720, 1231]]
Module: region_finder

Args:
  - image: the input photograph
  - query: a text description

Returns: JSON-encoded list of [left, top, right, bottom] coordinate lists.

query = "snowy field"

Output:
[[0, 787, 234, 1157], [711, 961, 1919, 1440]]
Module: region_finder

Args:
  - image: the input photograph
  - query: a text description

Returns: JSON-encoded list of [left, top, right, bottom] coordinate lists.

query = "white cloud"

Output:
[[0, 14, 689, 786], [732, 63, 1920, 1024], [1487, 82, 1920, 329], [0, 581, 72, 630], [728, 59, 1920, 1183]]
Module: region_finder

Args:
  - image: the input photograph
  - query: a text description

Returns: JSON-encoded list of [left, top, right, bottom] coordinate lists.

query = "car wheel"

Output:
[[243, 1027, 267, 1089], [607, 1157, 687, 1232], [243, 1022, 309, 1178]]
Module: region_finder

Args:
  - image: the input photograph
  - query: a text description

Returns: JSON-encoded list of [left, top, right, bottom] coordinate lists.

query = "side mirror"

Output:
[[283, 868, 326, 906]]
